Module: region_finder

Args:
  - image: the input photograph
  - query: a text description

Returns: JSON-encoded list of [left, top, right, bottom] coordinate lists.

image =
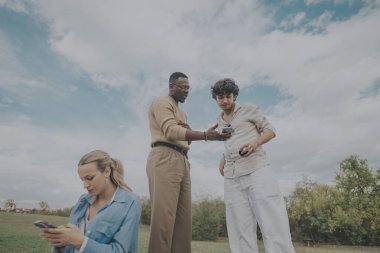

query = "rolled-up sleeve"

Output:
[[151, 99, 187, 141], [247, 104, 276, 136]]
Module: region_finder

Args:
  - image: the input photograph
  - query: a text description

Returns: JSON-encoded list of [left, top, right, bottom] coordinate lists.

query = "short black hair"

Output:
[[169, 72, 188, 84], [211, 78, 239, 100]]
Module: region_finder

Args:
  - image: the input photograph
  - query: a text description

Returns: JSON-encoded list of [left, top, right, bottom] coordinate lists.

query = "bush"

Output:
[[140, 197, 151, 225], [192, 198, 226, 241], [139, 196, 228, 241], [287, 156, 380, 246], [55, 207, 72, 217]]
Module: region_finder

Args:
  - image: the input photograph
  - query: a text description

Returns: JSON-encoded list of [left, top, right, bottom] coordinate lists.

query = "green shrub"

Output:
[[140, 197, 151, 225], [192, 198, 225, 241]]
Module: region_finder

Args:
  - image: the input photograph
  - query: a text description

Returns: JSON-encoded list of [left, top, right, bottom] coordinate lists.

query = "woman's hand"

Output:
[[41, 224, 85, 250]]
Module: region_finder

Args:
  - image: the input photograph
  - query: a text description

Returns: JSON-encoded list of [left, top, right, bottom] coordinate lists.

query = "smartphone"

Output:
[[34, 220, 57, 228], [222, 127, 234, 134]]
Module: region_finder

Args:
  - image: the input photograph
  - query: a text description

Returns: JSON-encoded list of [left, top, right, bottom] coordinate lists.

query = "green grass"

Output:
[[0, 212, 379, 253], [0, 212, 67, 253]]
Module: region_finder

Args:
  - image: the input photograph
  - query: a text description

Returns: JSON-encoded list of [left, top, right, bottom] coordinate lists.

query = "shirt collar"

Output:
[[168, 95, 178, 105], [233, 102, 240, 113], [218, 102, 241, 121], [113, 187, 131, 203], [83, 187, 128, 205]]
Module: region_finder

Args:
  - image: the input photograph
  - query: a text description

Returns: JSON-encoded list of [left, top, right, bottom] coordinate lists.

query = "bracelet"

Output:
[[203, 131, 208, 141]]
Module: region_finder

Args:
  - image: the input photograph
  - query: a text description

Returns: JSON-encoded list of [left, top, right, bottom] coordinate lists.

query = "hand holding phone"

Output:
[[222, 127, 234, 134], [34, 220, 57, 229]]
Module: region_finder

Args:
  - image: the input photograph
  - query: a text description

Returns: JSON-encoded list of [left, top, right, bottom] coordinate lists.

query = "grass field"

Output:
[[0, 212, 379, 253]]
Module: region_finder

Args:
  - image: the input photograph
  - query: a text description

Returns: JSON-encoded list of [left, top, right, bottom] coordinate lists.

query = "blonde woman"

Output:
[[41, 150, 141, 253]]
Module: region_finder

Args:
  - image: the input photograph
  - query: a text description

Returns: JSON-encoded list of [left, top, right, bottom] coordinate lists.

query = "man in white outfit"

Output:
[[211, 78, 295, 253]]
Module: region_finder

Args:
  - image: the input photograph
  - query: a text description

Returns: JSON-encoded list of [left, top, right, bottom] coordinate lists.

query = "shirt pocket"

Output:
[[92, 220, 118, 243]]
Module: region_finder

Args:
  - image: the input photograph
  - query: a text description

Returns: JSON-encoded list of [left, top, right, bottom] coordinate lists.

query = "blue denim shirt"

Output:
[[63, 187, 141, 253]]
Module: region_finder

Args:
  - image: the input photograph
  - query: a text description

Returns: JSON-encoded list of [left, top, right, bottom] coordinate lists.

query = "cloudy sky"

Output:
[[1, 0, 379, 209]]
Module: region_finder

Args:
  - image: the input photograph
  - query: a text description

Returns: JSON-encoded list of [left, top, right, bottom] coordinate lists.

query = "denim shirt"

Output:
[[63, 187, 141, 253]]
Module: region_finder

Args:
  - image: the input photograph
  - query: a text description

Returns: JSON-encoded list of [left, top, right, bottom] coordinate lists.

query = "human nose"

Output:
[[83, 180, 89, 188]]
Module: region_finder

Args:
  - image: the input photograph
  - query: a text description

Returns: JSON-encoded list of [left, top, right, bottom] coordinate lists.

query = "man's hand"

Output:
[[239, 130, 275, 156], [239, 140, 260, 157], [206, 123, 231, 141], [219, 157, 225, 176]]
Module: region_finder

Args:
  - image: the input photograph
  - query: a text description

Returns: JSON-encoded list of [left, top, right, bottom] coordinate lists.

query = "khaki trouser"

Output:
[[146, 146, 191, 253]]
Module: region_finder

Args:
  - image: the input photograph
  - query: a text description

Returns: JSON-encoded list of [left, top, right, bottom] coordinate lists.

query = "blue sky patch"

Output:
[[0, 6, 138, 130], [262, 0, 365, 33]]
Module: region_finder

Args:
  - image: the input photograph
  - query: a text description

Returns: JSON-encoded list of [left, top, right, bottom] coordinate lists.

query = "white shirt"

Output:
[[217, 103, 276, 178]]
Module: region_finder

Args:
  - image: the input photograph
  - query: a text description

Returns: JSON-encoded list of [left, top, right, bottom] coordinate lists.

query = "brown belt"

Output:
[[151, 141, 188, 158]]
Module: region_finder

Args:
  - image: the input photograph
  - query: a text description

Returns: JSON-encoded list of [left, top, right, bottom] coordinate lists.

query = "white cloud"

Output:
[[0, 0, 28, 13], [1, 1, 380, 208], [243, 6, 380, 106], [31, 0, 273, 122], [0, 118, 227, 208], [292, 12, 307, 25], [34, 0, 268, 88], [309, 11, 333, 30], [268, 92, 380, 190], [0, 117, 151, 206], [304, 0, 324, 5], [280, 12, 306, 30]]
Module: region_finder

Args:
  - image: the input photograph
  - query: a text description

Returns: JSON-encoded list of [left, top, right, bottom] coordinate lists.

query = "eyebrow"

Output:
[[80, 174, 96, 181]]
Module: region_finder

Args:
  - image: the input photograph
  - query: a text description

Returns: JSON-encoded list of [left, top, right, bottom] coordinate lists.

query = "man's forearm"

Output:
[[185, 125, 230, 142], [256, 130, 275, 145], [185, 129, 206, 141]]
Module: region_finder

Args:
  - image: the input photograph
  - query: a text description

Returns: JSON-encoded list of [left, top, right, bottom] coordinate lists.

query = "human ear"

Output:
[[104, 167, 111, 178]]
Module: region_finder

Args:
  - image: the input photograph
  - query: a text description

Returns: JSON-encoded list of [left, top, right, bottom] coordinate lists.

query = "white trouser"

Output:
[[224, 165, 295, 253]]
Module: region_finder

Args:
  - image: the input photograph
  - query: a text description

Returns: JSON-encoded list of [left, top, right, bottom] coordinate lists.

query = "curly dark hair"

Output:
[[211, 78, 239, 100]]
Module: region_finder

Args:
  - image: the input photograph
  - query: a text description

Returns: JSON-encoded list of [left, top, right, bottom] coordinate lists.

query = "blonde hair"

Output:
[[78, 150, 132, 191]]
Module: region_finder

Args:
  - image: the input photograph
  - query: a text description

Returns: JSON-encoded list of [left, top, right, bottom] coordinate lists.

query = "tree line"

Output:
[[286, 155, 380, 246], [1, 199, 71, 217], [141, 155, 380, 246]]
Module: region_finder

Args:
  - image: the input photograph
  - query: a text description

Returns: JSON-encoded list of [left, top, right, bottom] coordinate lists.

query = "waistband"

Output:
[[151, 141, 188, 158]]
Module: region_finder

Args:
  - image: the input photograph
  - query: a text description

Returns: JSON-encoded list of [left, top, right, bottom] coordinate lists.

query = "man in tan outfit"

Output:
[[146, 72, 230, 253]]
